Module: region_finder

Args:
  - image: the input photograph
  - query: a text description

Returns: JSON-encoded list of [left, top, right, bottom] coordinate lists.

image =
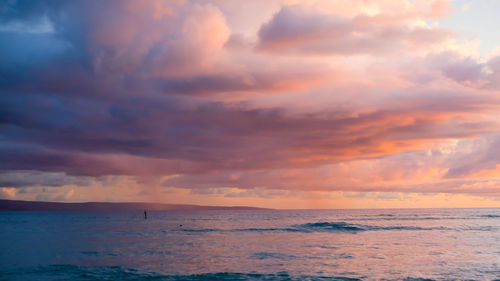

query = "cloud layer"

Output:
[[2, 0, 500, 206]]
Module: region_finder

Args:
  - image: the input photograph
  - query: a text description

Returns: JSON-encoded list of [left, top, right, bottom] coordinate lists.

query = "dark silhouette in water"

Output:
[[144, 210, 147, 220]]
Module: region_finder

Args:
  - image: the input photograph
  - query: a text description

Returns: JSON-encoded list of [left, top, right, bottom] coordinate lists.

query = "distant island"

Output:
[[0, 199, 269, 211]]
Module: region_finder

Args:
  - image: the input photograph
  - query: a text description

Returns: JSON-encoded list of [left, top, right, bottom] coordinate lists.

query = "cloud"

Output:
[[1, 0, 500, 205], [0, 170, 93, 188], [0, 87, 496, 177], [444, 134, 500, 178], [425, 52, 500, 89], [257, 3, 453, 55]]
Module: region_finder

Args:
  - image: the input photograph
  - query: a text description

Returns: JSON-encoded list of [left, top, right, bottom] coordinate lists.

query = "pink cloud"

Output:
[[2, 0, 500, 205], [257, 4, 453, 55]]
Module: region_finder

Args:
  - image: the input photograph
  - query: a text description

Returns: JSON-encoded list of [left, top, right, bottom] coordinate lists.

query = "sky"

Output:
[[1, 0, 500, 209]]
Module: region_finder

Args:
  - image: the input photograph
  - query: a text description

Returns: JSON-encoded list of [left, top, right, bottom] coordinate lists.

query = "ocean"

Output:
[[1, 209, 500, 280]]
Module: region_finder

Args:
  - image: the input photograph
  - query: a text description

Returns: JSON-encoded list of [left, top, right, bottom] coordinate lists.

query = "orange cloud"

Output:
[[2, 0, 500, 208]]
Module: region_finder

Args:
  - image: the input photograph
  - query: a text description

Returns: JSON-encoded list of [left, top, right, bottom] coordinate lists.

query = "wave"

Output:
[[0, 265, 366, 281], [345, 216, 470, 222], [343, 214, 500, 221], [298, 222, 365, 232], [479, 214, 500, 218], [1, 265, 441, 281], [177, 221, 445, 234], [295, 222, 445, 232]]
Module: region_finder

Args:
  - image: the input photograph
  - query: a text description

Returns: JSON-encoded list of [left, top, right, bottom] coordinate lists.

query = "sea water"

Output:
[[1, 209, 500, 280]]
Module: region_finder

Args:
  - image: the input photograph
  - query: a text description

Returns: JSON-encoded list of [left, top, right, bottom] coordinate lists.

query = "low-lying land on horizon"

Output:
[[0, 199, 268, 211]]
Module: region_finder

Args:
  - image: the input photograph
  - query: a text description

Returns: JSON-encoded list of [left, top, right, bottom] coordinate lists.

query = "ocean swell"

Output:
[[0, 264, 365, 281], [297, 222, 365, 232], [177, 221, 443, 234]]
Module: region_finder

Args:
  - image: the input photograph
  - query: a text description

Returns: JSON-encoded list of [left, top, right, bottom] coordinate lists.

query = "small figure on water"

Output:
[[144, 210, 147, 220]]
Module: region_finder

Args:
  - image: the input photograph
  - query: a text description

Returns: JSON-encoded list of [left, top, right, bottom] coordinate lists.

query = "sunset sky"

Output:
[[1, 0, 500, 209]]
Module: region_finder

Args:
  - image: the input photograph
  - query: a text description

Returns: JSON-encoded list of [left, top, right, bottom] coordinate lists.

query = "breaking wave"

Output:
[[178, 221, 446, 234]]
